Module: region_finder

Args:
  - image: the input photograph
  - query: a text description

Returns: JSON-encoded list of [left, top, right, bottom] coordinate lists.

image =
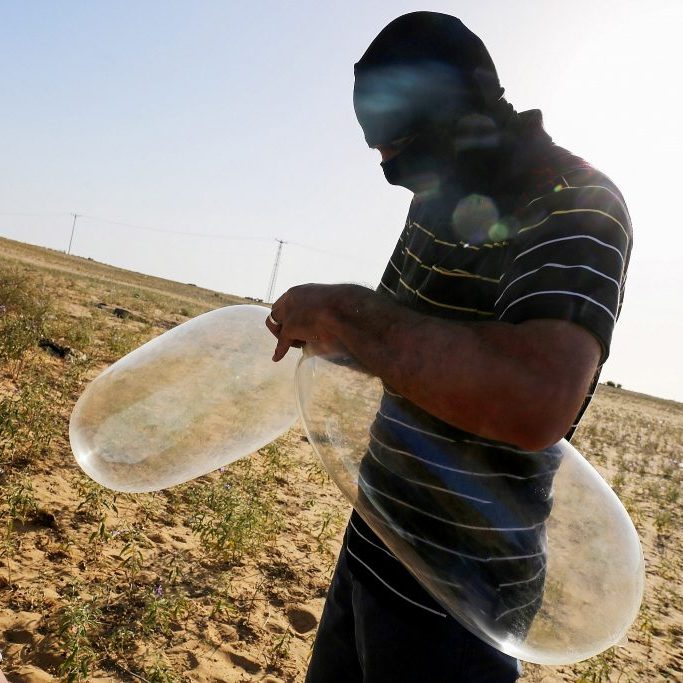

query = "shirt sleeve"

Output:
[[494, 172, 632, 362]]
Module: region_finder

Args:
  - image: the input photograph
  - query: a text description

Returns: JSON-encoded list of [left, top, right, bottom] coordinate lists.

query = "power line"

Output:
[[77, 214, 368, 262], [0, 212, 68, 218], [79, 214, 272, 242], [1, 210, 373, 266], [287, 239, 357, 260]]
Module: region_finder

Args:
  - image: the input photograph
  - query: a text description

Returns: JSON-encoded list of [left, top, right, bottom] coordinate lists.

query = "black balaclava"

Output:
[[353, 12, 513, 194]]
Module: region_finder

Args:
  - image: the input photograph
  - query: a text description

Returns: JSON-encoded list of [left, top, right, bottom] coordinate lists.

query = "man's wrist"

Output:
[[322, 284, 372, 335], [322, 284, 415, 373]]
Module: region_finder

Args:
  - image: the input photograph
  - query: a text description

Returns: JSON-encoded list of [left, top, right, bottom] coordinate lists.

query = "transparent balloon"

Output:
[[295, 351, 644, 665], [70, 305, 299, 492]]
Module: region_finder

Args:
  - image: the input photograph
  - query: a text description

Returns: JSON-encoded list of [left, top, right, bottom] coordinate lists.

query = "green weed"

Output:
[[0, 369, 58, 467], [74, 475, 120, 521], [141, 588, 188, 636], [104, 325, 144, 359], [315, 508, 344, 556], [654, 510, 672, 540], [116, 523, 147, 584], [142, 655, 182, 683], [574, 648, 617, 682], [187, 460, 281, 563], [264, 628, 293, 672], [0, 475, 37, 584], [58, 590, 101, 682], [0, 267, 51, 374], [54, 315, 95, 351]]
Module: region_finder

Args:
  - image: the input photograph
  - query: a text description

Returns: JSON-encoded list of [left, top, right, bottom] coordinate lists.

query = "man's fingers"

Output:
[[273, 336, 292, 362], [265, 314, 282, 337], [273, 338, 305, 361]]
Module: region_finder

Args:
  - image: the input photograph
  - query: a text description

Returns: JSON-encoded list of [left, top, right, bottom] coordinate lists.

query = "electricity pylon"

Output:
[[266, 239, 286, 303]]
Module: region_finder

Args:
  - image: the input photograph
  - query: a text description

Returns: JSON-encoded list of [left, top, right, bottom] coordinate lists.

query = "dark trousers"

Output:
[[306, 544, 520, 683]]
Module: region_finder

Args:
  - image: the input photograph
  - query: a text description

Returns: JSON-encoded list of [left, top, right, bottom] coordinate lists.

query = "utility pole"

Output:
[[67, 213, 79, 255], [266, 239, 285, 303]]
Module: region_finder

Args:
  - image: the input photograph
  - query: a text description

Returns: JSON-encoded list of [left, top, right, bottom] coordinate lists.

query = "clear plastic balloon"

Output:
[[70, 305, 299, 492], [295, 351, 644, 665]]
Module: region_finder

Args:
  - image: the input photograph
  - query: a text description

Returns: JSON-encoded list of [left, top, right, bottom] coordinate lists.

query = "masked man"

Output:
[[266, 12, 631, 683]]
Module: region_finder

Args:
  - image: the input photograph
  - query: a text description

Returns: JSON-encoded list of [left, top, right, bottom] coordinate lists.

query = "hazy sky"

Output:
[[1, 1, 681, 402]]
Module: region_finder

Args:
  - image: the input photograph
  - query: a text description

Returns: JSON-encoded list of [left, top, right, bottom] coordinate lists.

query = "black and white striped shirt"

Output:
[[346, 111, 633, 626]]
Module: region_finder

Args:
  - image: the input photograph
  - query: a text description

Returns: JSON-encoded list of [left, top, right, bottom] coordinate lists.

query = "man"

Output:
[[266, 12, 631, 683]]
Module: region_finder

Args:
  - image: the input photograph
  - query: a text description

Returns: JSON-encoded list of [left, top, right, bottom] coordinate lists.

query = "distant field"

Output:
[[0, 237, 680, 682]]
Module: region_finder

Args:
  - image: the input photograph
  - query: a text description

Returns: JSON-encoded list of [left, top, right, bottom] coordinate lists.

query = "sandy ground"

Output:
[[0, 236, 681, 682]]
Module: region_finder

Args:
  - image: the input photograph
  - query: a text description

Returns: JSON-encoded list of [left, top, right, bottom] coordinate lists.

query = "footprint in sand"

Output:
[[286, 606, 318, 634], [229, 651, 262, 674]]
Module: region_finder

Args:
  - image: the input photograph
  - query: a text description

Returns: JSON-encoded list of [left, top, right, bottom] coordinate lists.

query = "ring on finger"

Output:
[[268, 313, 281, 326]]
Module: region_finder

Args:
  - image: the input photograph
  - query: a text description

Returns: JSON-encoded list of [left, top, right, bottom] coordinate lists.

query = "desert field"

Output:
[[0, 236, 680, 682]]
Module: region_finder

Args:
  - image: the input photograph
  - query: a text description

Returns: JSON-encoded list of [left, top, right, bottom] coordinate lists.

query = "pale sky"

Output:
[[1, 1, 681, 402]]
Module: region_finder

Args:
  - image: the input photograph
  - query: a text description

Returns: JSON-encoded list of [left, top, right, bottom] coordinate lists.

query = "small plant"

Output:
[[143, 655, 182, 683], [106, 624, 136, 658], [0, 267, 51, 375], [163, 552, 184, 587], [638, 605, 655, 647], [0, 475, 37, 584], [259, 440, 290, 478], [141, 586, 188, 635], [304, 456, 330, 486], [73, 476, 120, 556], [210, 587, 237, 621], [610, 471, 626, 495], [0, 522, 17, 587], [315, 508, 344, 556], [105, 325, 142, 358], [47, 312, 95, 353], [3, 474, 37, 520], [654, 510, 672, 540], [188, 461, 281, 563], [74, 475, 119, 521], [116, 523, 146, 584], [0, 370, 58, 467], [136, 491, 163, 527], [664, 482, 680, 504], [574, 648, 617, 682], [0, 393, 19, 460], [206, 573, 236, 620], [264, 628, 293, 672], [233, 575, 267, 629], [58, 590, 100, 682]]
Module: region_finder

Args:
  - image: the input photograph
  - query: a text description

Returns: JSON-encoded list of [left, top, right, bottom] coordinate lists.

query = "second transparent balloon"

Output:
[[295, 351, 643, 666]]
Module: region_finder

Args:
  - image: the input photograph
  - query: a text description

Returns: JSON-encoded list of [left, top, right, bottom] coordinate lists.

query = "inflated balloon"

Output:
[[70, 305, 299, 492], [295, 352, 644, 665]]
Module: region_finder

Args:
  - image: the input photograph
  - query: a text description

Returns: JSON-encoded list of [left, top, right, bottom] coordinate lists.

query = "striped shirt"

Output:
[[346, 110, 633, 629]]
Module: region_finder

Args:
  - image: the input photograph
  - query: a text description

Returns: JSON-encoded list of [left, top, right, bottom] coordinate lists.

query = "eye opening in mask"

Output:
[[353, 61, 476, 149]]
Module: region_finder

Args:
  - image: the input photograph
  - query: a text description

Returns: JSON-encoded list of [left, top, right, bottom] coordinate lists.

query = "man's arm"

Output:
[[266, 283, 601, 451]]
